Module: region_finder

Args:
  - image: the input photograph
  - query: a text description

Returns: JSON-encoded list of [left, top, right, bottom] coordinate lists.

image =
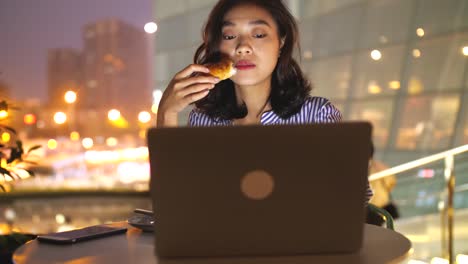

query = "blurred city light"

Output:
[[0, 110, 8, 119], [416, 28, 425, 37], [138, 111, 151, 124], [82, 138, 94, 149], [107, 109, 121, 121], [5, 208, 16, 221], [55, 214, 66, 224], [153, 89, 163, 105], [463, 46, 468, 56], [70, 131, 80, 141], [1, 132, 11, 143], [151, 104, 158, 114], [139, 130, 146, 139], [106, 137, 118, 147], [368, 81, 382, 94], [457, 254, 468, 264], [408, 260, 428, 264], [430, 257, 448, 264], [64, 90, 77, 104], [144, 22, 158, 34], [53, 112, 67, 124], [24, 114, 37, 125], [47, 139, 58, 150], [412, 49, 421, 58], [388, 81, 401, 90], [303, 50, 313, 60], [370, 49, 382, 61]]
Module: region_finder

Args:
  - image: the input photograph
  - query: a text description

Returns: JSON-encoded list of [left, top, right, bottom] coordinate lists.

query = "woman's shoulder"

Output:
[[301, 96, 335, 112], [300, 96, 342, 123]]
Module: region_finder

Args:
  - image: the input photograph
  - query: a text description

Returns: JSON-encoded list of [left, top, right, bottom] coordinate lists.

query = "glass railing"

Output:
[[369, 145, 468, 264]]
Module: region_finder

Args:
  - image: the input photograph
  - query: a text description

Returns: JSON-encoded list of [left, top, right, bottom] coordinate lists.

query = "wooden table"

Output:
[[13, 223, 412, 264]]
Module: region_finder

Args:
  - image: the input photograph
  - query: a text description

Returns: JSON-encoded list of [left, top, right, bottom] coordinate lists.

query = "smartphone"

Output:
[[134, 208, 154, 216], [37, 225, 127, 244]]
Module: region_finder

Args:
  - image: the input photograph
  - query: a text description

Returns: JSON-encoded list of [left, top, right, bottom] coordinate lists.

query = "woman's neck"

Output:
[[234, 81, 272, 123]]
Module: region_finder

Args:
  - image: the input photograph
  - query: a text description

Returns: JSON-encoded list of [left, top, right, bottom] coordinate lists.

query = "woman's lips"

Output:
[[235, 60, 256, 70]]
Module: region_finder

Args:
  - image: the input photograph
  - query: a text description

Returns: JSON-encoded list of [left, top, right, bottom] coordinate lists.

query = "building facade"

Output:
[[47, 48, 82, 109], [82, 19, 151, 122]]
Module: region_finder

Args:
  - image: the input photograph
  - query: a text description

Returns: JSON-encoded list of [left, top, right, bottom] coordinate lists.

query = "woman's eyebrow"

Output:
[[222, 19, 271, 28]]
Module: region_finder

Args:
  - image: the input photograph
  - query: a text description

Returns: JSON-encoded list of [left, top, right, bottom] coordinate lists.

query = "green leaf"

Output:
[[7, 147, 23, 163], [0, 167, 10, 175], [2, 126, 17, 135], [25, 169, 35, 176], [22, 160, 38, 165], [27, 145, 42, 153]]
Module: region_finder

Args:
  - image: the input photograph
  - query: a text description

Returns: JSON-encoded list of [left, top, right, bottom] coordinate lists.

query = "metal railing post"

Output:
[[444, 155, 455, 264]]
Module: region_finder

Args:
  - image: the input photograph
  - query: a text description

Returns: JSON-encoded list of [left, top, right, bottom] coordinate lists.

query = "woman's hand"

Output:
[[157, 64, 220, 127]]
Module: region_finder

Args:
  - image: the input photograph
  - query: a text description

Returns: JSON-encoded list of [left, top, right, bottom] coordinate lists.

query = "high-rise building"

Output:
[[47, 48, 82, 109], [0, 80, 11, 100], [82, 19, 151, 122]]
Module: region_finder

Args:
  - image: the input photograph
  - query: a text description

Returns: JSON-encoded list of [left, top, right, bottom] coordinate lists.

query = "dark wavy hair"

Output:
[[194, 0, 312, 120]]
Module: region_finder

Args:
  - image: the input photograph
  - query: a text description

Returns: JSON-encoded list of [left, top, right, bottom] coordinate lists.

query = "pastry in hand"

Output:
[[205, 55, 237, 80]]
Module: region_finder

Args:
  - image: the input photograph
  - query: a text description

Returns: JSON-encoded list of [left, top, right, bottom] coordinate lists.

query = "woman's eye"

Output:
[[222, 35, 236, 40], [254, 33, 266, 38]]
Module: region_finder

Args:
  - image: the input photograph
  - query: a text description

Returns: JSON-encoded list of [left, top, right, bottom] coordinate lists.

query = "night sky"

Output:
[[0, 0, 153, 102]]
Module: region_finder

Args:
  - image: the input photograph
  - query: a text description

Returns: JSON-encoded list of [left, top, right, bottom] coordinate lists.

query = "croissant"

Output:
[[206, 55, 237, 80]]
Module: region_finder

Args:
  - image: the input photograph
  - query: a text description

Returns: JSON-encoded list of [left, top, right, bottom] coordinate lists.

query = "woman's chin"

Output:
[[231, 77, 264, 87]]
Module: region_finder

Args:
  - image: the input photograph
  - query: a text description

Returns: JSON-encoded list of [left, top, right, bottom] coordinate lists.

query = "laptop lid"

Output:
[[148, 122, 372, 257]]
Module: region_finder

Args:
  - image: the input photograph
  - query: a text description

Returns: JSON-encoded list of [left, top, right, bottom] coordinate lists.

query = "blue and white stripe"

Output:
[[188, 96, 373, 203], [189, 96, 342, 126]]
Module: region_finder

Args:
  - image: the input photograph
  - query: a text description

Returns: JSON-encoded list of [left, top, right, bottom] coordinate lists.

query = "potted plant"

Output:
[[0, 100, 40, 263]]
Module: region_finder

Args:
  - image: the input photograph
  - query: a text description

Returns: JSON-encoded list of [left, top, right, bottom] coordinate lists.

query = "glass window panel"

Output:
[[188, 7, 212, 46], [155, 53, 169, 82], [352, 45, 404, 98], [464, 103, 468, 144], [155, 16, 188, 51], [300, 0, 364, 19], [359, 0, 413, 49], [348, 99, 394, 148], [298, 18, 320, 60], [397, 95, 460, 150], [187, 0, 217, 9], [316, 5, 364, 57], [155, 0, 187, 20], [308, 55, 352, 100], [414, 0, 468, 38], [168, 48, 194, 78], [407, 33, 468, 94]]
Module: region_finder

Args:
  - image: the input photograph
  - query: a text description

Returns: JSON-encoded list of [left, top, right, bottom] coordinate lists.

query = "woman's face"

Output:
[[219, 4, 282, 87]]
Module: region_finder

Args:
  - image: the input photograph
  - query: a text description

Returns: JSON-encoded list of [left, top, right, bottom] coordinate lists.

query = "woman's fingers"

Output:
[[177, 82, 215, 98], [174, 75, 219, 90], [175, 64, 210, 80], [182, 89, 210, 105]]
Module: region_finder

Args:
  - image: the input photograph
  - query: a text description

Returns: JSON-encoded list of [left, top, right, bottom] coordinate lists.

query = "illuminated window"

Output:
[[408, 34, 468, 93], [348, 99, 394, 148], [307, 55, 352, 100], [352, 45, 404, 98], [397, 96, 460, 150]]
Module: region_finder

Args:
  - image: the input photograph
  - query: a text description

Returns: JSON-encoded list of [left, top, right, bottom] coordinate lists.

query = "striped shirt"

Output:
[[188, 96, 373, 203], [189, 96, 342, 126]]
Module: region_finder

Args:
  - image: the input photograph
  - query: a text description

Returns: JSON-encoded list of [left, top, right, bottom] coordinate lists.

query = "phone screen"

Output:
[[37, 225, 127, 244]]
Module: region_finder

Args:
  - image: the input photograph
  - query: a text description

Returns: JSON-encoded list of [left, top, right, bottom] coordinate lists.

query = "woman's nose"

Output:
[[236, 39, 252, 55]]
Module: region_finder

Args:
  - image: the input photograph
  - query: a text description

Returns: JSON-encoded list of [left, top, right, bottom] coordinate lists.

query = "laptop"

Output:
[[147, 122, 372, 258]]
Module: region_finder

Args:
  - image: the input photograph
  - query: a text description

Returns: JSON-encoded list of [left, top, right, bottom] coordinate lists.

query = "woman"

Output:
[[157, 0, 372, 201]]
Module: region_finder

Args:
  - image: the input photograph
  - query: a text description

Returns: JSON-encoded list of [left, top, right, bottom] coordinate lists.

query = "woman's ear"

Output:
[[280, 38, 285, 49]]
